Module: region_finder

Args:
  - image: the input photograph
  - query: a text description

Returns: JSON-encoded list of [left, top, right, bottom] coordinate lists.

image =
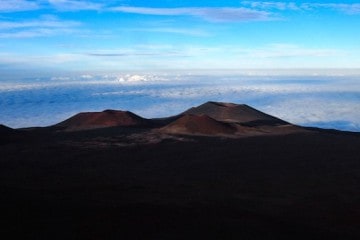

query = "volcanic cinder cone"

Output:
[[161, 114, 236, 136], [55, 110, 149, 131], [184, 101, 287, 126]]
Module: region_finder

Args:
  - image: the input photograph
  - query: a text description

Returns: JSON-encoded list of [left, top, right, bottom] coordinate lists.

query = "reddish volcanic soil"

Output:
[[183, 101, 287, 125], [1, 102, 360, 240], [55, 110, 149, 131], [161, 114, 236, 135]]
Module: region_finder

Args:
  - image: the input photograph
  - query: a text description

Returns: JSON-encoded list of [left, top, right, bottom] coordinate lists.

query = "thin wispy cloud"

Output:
[[0, 15, 80, 30], [110, 7, 271, 22], [241, 1, 360, 14], [0, 0, 40, 12], [241, 1, 300, 11], [0, 2, 358, 69], [313, 3, 360, 15], [1, 1, 359, 17], [129, 27, 210, 37], [0, 53, 80, 65], [138, 43, 345, 60], [0, 28, 80, 38], [86, 53, 159, 57], [85, 49, 189, 58], [240, 44, 345, 58], [0, 15, 81, 38]]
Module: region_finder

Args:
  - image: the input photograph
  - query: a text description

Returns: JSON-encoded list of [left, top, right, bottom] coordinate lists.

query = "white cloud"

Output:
[[92, 80, 358, 100], [117, 74, 168, 84], [110, 7, 271, 22], [0, 0, 39, 12]]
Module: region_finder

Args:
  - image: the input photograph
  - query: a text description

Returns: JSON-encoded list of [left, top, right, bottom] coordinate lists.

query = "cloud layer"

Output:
[[1, 74, 360, 132]]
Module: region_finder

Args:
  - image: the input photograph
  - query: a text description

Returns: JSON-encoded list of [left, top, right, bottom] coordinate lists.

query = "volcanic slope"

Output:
[[54, 110, 150, 131], [0, 124, 22, 145], [161, 114, 236, 136], [183, 101, 287, 126], [0, 124, 13, 134]]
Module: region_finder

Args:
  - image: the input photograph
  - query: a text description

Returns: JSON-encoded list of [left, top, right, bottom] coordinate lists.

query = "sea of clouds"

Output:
[[1, 72, 360, 132]]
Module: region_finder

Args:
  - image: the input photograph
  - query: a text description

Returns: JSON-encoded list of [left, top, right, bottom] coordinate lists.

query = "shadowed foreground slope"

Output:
[[1, 102, 360, 240]]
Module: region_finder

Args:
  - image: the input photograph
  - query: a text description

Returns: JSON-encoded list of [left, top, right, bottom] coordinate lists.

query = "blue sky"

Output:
[[1, 0, 360, 73]]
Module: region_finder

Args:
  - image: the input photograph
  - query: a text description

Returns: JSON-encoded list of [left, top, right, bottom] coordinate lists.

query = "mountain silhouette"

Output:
[[55, 110, 149, 131], [0, 124, 18, 145], [49, 102, 303, 136], [183, 101, 287, 126], [0, 124, 13, 134]]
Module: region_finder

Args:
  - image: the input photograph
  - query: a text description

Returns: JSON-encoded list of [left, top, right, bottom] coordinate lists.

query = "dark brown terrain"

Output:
[[1, 102, 360, 240], [161, 114, 237, 135]]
